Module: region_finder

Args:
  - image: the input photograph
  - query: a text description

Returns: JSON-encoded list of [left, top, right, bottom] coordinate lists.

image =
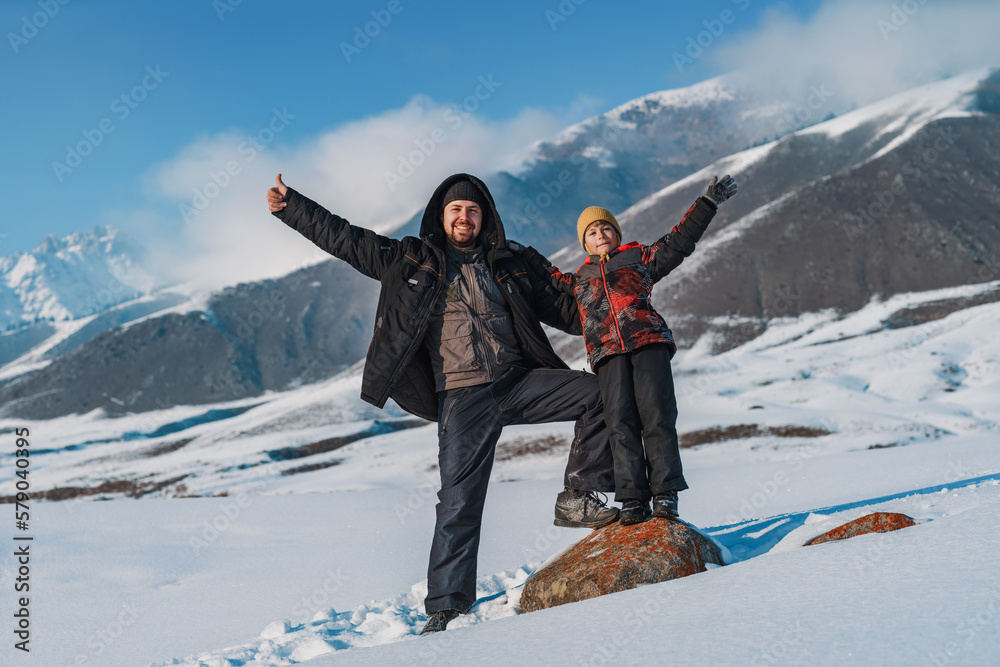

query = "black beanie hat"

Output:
[[442, 180, 488, 212]]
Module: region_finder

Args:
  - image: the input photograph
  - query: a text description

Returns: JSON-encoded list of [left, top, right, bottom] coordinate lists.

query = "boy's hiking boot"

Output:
[[651, 491, 679, 519], [554, 488, 619, 528], [619, 499, 650, 526], [419, 609, 460, 635]]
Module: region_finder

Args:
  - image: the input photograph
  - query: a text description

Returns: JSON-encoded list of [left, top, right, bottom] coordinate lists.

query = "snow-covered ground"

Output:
[[2, 281, 999, 665]]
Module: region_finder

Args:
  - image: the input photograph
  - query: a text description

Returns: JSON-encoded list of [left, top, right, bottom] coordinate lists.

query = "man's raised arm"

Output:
[[267, 173, 402, 282]]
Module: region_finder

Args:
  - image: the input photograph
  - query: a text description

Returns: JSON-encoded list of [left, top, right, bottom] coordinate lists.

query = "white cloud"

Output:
[[141, 95, 567, 291], [713, 0, 1000, 112]]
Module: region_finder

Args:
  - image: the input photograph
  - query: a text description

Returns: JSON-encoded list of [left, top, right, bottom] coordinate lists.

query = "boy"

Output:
[[524, 175, 737, 524]]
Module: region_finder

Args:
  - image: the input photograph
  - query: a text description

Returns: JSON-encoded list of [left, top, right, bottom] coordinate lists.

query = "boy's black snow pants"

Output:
[[424, 365, 614, 614], [594, 344, 688, 503]]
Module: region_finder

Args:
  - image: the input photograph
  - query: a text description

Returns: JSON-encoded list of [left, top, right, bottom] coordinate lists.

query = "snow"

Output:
[[4, 66, 1000, 666], [798, 68, 990, 160], [619, 141, 779, 227], [2, 278, 1000, 665], [531, 75, 740, 152]]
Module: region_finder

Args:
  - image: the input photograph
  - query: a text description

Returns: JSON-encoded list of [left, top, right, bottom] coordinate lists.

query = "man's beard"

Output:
[[446, 227, 479, 249], [447, 233, 477, 249]]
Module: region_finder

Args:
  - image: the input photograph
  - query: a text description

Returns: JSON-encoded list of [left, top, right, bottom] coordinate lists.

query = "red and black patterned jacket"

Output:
[[524, 197, 718, 369]]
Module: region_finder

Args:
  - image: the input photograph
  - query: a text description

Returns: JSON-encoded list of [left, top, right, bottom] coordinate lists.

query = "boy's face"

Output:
[[584, 221, 619, 255]]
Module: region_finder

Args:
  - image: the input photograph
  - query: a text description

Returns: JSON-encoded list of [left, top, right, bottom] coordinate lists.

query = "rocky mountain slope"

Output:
[[1, 68, 996, 418], [488, 75, 820, 251], [547, 67, 1000, 353], [0, 258, 377, 418]]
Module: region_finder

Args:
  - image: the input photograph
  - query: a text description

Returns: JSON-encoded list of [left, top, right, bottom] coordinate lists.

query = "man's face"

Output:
[[442, 200, 483, 249], [584, 221, 619, 255]]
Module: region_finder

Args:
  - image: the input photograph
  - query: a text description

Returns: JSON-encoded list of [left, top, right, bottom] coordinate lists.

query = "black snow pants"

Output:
[[594, 344, 688, 503], [424, 365, 614, 614]]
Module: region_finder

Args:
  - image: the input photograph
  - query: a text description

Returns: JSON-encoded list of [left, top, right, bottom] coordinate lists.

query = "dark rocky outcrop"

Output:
[[805, 512, 917, 546], [546, 102, 1000, 353], [521, 519, 724, 612], [0, 259, 378, 418]]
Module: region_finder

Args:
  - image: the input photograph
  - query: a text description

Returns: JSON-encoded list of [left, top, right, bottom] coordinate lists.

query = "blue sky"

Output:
[[2, 1, 825, 252], [2, 0, 997, 287]]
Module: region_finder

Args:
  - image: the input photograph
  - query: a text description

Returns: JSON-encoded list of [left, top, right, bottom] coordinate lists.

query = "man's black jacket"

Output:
[[274, 173, 579, 421]]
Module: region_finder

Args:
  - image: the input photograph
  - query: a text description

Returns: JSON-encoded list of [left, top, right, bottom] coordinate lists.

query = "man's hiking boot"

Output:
[[619, 499, 650, 526], [419, 609, 460, 635], [554, 488, 619, 528], [651, 491, 679, 519]]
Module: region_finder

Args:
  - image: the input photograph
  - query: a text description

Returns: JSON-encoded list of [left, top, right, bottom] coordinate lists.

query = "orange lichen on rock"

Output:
[[805, 512, 917, 546], [521, 519, 723, 613]]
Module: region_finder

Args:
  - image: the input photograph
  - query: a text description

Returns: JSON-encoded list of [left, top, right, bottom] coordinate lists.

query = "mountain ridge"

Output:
[[2, 67, 997, 418]]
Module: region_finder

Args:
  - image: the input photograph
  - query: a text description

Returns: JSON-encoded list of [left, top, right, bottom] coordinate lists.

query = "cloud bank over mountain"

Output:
[[131, 0, 1000, 293], [712, 0, 1000, 114], [142, 96, 573, 291]]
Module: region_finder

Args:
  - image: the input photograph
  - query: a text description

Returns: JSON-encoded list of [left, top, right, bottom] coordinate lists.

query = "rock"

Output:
[[521, 519, 723, 613], [805, 512, 916, 546]]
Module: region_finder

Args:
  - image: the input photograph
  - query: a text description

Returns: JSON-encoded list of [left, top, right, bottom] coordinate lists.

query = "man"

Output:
[[266, 172, 616, 634]]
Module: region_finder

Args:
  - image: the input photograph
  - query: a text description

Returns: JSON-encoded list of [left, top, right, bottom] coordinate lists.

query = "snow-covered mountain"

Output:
[[2, 67, 997, 420], [0, 225, 157, 330], [485, 74, 825, 251], [541, 66, 1000, 353]]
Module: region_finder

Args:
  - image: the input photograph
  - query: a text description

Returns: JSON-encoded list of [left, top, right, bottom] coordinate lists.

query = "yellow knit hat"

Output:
[[577, 206, 621, 251]]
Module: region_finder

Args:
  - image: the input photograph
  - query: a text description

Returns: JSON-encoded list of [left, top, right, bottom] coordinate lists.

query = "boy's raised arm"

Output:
[[645, 174, 737, 281]]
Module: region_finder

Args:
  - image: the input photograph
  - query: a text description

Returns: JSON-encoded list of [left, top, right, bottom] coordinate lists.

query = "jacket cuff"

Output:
[[272, 187, 299, 219]]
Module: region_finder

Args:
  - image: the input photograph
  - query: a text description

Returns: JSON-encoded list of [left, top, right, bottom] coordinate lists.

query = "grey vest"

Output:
[[424, 244, 523, 391]]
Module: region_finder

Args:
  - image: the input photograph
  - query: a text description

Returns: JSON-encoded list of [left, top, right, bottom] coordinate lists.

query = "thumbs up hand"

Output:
[[267, 173, 289, 212]]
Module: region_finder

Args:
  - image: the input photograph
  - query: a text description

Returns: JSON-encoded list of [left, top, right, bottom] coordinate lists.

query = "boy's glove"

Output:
[[705, 174, 738, 205]]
